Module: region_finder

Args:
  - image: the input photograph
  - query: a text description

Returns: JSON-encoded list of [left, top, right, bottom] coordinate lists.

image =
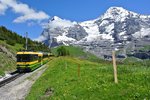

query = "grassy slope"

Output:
[[26, 46, 150, 99], [0, 52, 16, 75], [140, 45, 150, 51], [52, 46, 104, 63], [0, 40, 24, 75], [26, 57, 150, 100]]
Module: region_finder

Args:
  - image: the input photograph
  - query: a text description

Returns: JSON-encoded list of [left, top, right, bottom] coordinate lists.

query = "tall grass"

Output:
[[26, 57, 150, 100]]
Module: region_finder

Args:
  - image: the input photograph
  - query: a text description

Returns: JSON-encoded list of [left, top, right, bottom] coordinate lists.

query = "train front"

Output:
[[16, 51, 42, 72]]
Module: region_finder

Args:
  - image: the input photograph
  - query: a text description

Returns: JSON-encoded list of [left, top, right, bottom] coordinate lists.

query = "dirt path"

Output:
[[0, 65, 47, 100]]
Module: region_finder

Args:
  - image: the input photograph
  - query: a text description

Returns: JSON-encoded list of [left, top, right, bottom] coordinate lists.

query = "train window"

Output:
[[43, 54, 48, 58], [17, 54, 31, 62], [17, 54, 39, 62], [31, 54, 38, 61]]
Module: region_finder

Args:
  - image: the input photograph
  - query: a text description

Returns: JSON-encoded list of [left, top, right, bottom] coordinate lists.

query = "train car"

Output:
[[16, 51, 50, 72]]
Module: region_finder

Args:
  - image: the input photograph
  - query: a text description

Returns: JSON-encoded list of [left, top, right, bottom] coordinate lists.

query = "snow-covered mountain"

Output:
[[80, 7, 150, 42], [38, 16, 88, 47], [37, 7, 150, 58]]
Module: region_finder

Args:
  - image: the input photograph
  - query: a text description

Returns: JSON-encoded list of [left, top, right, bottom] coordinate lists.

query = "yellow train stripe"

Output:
[[17, 52, 43, 56], [17, 60, 39, 65]]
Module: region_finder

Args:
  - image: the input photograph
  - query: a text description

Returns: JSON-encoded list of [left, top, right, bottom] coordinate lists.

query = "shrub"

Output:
[[0, 36, 5, 40], [6, 39, 16, 46], [57, 46, 69, 56]]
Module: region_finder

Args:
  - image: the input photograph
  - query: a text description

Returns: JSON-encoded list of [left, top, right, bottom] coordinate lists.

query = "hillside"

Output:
[[26, 57, 150, 99], [0, 26, 50, 76], [0, 26, 50, 52], [26, 46, 150, 99], [0, 40, 23, 75], [51, 45, 104, 63]]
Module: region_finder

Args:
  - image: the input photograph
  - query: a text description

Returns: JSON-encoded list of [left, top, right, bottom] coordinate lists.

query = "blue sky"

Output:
[[0, 0, 150, 39]]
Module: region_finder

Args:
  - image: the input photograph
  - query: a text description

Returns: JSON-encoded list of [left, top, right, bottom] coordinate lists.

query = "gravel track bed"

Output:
[[0, 65, 47, 100]]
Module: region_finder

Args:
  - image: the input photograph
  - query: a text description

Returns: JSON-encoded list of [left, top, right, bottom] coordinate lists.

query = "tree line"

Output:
[[0, 26, 51, 52]]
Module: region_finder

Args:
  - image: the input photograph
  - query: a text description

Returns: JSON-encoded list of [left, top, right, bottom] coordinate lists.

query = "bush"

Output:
[[0, 36, 5, 40], [57, 46, 69, 56], [6, 39, 16, 46]]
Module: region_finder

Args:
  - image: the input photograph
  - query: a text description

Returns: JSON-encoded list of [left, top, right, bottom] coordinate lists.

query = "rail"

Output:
[[0, 71, 25, 87]]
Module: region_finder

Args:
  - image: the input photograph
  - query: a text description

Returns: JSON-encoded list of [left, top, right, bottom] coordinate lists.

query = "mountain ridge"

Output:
[[37, 6, 150, 58]]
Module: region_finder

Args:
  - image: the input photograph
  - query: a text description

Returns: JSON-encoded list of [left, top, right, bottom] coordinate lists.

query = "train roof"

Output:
[[17, 51, 42, 55]]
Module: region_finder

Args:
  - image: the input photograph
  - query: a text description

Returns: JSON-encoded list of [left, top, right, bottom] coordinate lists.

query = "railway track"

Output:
[[0, 58, 52, 88], [0, 71, 25, 87]]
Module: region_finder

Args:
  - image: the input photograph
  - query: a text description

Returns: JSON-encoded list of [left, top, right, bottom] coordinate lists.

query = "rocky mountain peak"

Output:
[[38, 6, 150, 58], [101, 7, 139, 22], [102, 7, 127, 20], [106, 6, 128, 14], [49, 16, 62, 22]]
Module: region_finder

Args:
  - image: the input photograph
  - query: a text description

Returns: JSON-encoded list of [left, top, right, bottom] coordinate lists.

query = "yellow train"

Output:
[[16, 51, 51, 72]]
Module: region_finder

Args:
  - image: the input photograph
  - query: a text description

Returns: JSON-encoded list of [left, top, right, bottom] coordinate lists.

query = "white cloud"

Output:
[[0, 0, 49, 23], [0, 2, 8, 15], [13, 11, 49, 23], [50, 19, 76, 28], [34, 35, 47, 42], [46, 16, 77, 29]]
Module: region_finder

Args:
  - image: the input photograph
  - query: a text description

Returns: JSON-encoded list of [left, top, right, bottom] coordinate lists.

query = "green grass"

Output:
[[140, 45, 150, 51], [26, 57, 150, 100], [0, 40, 24, 75], [52, 46, 104, 63], [0, 52, 16, 75], [122, 57, 150, 68], [0, 40, 24, 53]]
